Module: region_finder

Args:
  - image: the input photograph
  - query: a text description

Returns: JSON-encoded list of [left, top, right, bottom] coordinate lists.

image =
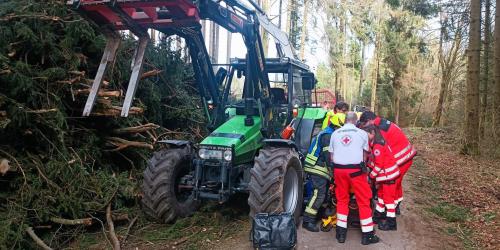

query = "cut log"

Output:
[[91, 106, 143, 117], [74, 89, 122, 98]]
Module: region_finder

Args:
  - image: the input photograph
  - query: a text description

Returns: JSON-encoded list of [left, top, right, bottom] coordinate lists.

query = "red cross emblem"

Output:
[[341, 135, 351, 145]]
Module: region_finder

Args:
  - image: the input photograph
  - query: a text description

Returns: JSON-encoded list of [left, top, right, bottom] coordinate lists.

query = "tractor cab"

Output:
[[221, 57, 324, 152]]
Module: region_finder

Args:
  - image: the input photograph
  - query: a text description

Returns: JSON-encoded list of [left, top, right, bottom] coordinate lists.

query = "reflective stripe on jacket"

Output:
[[368, 142, 400, 182], [305, 126, 334, 179], [374, 117, 416, 166]]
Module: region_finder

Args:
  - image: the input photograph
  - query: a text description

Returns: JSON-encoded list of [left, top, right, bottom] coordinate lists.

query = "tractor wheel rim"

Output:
[[283, 166, 298, 214]]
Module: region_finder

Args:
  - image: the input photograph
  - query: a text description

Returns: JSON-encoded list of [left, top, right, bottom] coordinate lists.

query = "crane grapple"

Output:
[[67, 0, 200, 117]]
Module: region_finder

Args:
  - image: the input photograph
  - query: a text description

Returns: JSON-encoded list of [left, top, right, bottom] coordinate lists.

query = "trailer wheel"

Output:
[[248, 147, 303, 224], [141, 147, 199, 223]]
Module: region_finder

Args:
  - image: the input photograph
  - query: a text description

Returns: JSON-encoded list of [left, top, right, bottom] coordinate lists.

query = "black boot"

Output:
[[396, 203, 401, 215], [373, 211, 386, 224], [361, 231, 380, 245], [302, 220, 319, 232], [336, 226, 347, 243], [378, 217, 397, 231]]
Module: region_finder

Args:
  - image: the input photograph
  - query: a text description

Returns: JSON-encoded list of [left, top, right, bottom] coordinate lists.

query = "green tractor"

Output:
[[68, 0, 328, 223], [141, 56, 327, 224]]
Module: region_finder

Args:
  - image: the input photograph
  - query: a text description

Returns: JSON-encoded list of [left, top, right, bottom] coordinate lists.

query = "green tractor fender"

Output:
[[262, 139, 302, 156], [156, 139, 192, 148]]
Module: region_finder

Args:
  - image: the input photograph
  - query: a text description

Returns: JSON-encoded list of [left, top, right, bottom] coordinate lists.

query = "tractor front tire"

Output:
[[141, 147, 199, 223], [248, 147, 303, 224]]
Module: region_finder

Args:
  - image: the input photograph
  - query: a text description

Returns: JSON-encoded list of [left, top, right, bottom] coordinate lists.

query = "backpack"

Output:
[[251, 212, 297, 249]]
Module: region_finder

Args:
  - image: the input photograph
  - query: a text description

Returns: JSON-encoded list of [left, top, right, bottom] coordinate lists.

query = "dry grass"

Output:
[[407, 127, 499, 249]]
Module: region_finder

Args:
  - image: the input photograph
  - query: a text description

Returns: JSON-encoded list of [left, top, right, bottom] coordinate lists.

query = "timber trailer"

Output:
[[68, 0, 327, 224]]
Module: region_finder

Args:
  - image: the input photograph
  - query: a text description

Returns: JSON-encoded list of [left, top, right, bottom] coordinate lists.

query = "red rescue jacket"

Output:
[[368, 142, 400, 182], [374, 117, 416, 166]]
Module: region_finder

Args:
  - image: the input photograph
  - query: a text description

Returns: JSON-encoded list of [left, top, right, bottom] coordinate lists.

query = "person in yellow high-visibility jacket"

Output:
[[322, 101, 349, 129]]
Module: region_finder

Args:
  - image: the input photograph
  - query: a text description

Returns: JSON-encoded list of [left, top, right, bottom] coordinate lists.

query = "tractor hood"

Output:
[[200, 115, 263, 164]]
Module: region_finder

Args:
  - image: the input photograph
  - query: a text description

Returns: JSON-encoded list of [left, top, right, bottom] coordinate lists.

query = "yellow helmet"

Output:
[[331, 113, 346, 128]]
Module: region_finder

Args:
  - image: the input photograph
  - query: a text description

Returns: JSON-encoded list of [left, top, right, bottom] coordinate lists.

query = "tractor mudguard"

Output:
[[157, 140, 192, 148], [262, 139, 299, 151]]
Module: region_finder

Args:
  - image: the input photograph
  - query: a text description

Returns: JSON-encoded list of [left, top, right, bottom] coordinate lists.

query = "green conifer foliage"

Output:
[[0, 1, 203, 248]]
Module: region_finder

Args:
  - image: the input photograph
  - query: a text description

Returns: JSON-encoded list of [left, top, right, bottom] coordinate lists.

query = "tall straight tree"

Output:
[[300, 0, 309, 60], [464, 0, 481, 154], [480, 0, 491, 137], [495, 0, 500, 139]]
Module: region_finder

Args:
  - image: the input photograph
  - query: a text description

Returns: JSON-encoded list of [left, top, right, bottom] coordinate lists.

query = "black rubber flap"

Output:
[[251, 212, 296, 249]]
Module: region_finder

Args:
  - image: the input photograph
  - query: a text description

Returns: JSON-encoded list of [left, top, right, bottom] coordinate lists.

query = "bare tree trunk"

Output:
[[358, 41, 366, 99], [226, 31, 232, 64], [300, 0, 309, 60], [339, 1, 346, 101], [394, 74, 401, 124], [432, 12, 446, 127], [261, 0, 270, 55], [480, 0, 491, 137], [209, 22, 219, 64], [342, 20, 348, 101], [464, 0, 481, 155], [371, 41, 380, 113], [495, 0, 500, 140]]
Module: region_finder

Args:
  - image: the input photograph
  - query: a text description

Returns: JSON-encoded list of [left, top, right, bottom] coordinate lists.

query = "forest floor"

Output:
[[77, 128, 499, 250]]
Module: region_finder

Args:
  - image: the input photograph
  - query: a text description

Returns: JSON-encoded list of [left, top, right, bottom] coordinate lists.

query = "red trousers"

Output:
[[334, 169, 374, 233], [395, 159, 413, 204], [375, 182, 397, 217]]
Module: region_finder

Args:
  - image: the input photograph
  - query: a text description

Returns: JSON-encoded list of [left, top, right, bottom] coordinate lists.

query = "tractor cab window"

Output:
[[289, 68, 312, 107]]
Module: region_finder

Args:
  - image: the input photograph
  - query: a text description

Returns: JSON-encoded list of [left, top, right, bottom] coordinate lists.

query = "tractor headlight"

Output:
[[198, 146, 232, 161], [223, 150, 232, 161], [198, 148, 209, 159]]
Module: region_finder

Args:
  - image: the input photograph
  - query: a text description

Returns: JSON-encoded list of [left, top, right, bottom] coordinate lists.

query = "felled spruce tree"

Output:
[[0, 0, 204, 248]]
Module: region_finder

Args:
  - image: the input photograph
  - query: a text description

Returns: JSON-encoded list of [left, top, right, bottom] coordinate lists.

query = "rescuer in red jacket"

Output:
[[359, 111, 416, 214], [364, 125, 400, 230], [329, 112, 380, 245]]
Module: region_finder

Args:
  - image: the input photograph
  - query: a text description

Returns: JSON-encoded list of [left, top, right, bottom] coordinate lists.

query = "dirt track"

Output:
[[216, 165, 453, 250], [295, 176, 445, 250]]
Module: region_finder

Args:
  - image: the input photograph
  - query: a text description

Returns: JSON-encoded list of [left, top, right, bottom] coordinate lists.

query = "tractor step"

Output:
[[68, 0, 200, 117]]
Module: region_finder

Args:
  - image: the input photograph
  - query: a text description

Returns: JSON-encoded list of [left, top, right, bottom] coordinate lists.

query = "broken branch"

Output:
[[122, 215, 138, 245], [112, 123, 160, 134], [50, 217, 92, 226], [106, 203, 121, 250], [141, 69, 162, 79], [106, 137, 153, 151], [26, 227, 53, 250], [26, 108, 58, 114]]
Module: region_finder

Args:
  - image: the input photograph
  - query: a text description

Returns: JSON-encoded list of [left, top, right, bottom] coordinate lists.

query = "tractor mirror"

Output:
[[301, 72, 316, 90]]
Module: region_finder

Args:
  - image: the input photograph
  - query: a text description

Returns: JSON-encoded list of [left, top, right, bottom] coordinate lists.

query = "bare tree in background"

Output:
[[495, 0, 500, 140], [464, 0, 481, 154]]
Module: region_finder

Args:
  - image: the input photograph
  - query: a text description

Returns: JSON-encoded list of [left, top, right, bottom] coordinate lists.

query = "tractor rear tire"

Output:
[[248, 147, 303, 224], [141, 147, 199, 223]]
